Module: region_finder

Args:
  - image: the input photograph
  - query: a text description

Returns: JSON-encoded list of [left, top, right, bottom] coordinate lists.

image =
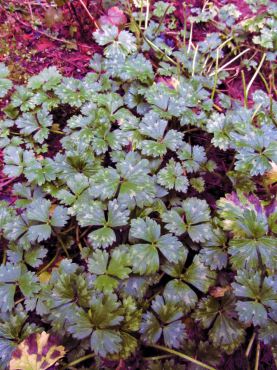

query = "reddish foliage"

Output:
[[99, 6, 127, 27]]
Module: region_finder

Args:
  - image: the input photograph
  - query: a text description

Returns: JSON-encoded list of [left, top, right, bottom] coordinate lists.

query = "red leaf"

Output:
[[36, 38, 55, 51], [107, 6, 127, 26], [99, 6, 127, 27]]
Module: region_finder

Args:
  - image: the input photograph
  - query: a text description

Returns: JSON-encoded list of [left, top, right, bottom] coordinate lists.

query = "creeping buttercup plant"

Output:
[[0, 1, 276, 369]]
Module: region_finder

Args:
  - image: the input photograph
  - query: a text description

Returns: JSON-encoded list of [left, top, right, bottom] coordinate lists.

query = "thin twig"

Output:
[[245, 332, 256, 357], [209, 48, 250, 77], [61, 353, 95, 370], [246, 53, 266, 98], [38, 248, 60, 275], [143, 355, 172, 361], [15, 16, 78, 46], [192, 45, 199, 76], [27, 0, 34, 22], [77, 0, 99, 29], [254, 341, 260, 370], [53, 231, 70, 258], [145, 0, 150, 30], [187, 21, 194, 54], [148, 344, 216, 370], [0, 177, 17, 189], [211, 48, 219, 100], [241, 70, 247, 107]]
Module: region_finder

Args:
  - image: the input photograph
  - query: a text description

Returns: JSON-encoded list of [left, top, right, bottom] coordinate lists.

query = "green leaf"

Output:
[[232, 124, 277, 176], [18, 271, 40, 297], [27, 66, 62, 91], [217, 193, 277, 269], [88, 247, 132, 291], [157, 159, 189, 193], [0, 309, 40, 368], [90, 153, 156, 208], [55, 78, 86, 107], [0, 63, 12, 98], [163, 255, 216, 309], [232, 271, 277, 326], [140, 295, 186, 348], [107, 247, 132, 279], [26, 199, 68, 242], [153, 1, 176, 17], [130, 217, 184, 274], [16, 109, 53, 144], [130, 243, 159, 275], [177, 143, 207, 173], [116, 54, 154, 83], [94, 26, 137, 58], [206, 112, 232, 150], [138, 111, 183, 157], [162, 197, 213, 242], [193, 294, 245, 354], [3, 146, 35, 178], [0, 285, 16, 312], [90, 329, 122, 356], [77, 200, 129, 249], [199, 228, 228, 270]]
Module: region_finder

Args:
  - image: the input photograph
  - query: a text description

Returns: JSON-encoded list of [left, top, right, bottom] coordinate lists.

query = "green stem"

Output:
[[183, 3, 187, 52], [148, 344, 216, 370], [209, 48, 250, 77], [245, 332, 256, 357], [144, 37, 178, 66], [145, 0, 150, 29], [53, 230, 70, 258], [61, 353, 95, 370], [154, 4, 171, 37], [257, 71, 270, 94], [38, 247, 60, 275], [246, 53, 266, 99], [2, 245, 6, 265], [187, 21, 194, 54], [254, 341, 260, 370], [241, 70, 247, 108], [50, 129, 65, 135], [143, 354, 172, 361], [211, 48, 219, 100], [192, 45, 199, 77]]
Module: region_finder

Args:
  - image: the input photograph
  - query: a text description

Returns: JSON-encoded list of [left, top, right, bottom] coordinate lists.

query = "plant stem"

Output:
[[245, 332, 256, 357], [148, 344, 216, 370], [15, 15, 79, 47], [143, 354, 172, 361], [254, 341, 260, 370], [2, 245, 6, 265], [145, 0, 150, 30], [38, 247, 60, 275], [209, 48, 250, 77], [27, 0, 34, 22], [50, 129, 65, 135], [251, 103, 262, 120], [192, 45, 198, 77], [154, 4, 171, 37], [241, 70, 247, 108], [53, 231, 70, 258], [183, 3, 187, 52], [77, 0, 99, 29], [61, 353, 95, 370], [144, 37, 178, 66], [246, 53, 266, 99], [211, 48, 219, 100], [187, 21, 194, 54]]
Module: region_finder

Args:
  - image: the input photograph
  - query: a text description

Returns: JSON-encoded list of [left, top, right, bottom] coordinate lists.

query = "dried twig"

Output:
[[77, 0, 99, 29]]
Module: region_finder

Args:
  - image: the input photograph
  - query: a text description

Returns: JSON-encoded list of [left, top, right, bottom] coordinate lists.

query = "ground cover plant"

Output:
[[0, 0, 276, 369]]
